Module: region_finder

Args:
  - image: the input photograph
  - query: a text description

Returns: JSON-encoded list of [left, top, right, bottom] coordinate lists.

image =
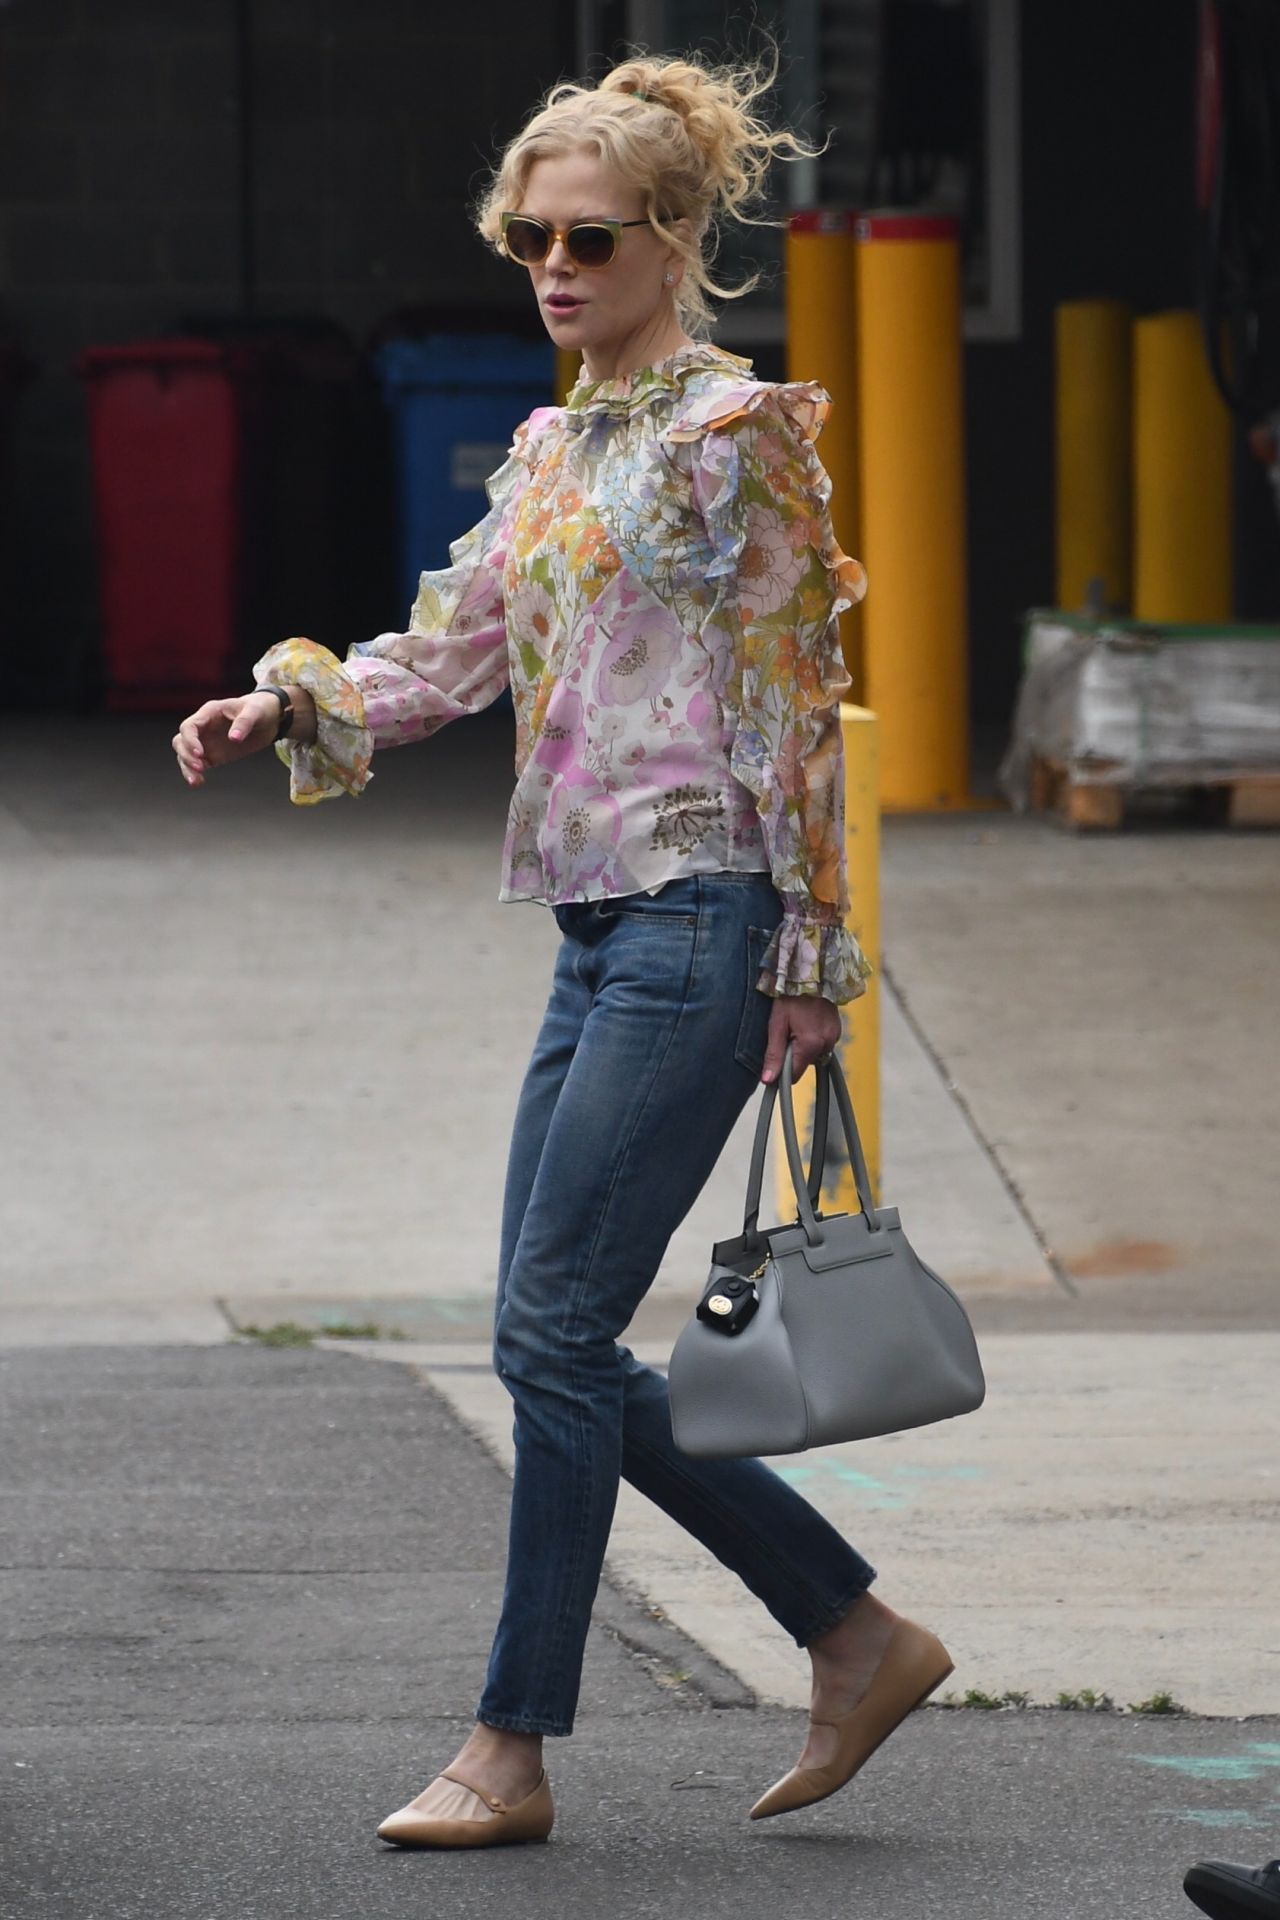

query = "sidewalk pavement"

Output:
[[3, 715, 1280, 1910], [6, 1343, 1280, 1920], [356, 1328, 1280, 1719]]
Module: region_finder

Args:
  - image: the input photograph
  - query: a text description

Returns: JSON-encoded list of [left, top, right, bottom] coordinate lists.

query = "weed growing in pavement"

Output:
[[316, 1320, 408, 1341], [232, 1319, 408, 1347], [1127, 1691, 1188, 1716], [1055, 1689, 1117, 1711], [936, 1686, 1188, 1714], [936, 1688, 1032, 1710], [235, 1321, 316, 1348]]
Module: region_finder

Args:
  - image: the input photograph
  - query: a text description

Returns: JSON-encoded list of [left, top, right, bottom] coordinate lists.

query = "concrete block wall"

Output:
[[0, 0, 570, 700]]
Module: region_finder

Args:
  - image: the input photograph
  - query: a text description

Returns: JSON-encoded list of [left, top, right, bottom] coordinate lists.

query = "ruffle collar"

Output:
[[563, 341, 754, 426]]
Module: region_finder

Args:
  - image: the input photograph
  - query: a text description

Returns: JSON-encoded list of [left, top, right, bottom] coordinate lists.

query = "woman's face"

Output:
[[514, 148, 685, 369]]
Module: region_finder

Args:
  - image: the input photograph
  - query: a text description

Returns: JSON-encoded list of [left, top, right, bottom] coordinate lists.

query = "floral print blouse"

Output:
[[254, 341, 871, 1003]]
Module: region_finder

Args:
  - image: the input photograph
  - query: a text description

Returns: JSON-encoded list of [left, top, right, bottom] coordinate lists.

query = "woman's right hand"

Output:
[[172, 689, 287, 787]]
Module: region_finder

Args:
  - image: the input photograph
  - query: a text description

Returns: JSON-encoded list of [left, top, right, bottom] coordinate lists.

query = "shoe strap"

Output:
[[439, 1769, 504, 1812]]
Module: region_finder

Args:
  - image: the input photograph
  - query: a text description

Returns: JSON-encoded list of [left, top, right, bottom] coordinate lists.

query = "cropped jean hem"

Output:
[[477, 1709, 573, 1738], [791, 1571, 880, 1650]]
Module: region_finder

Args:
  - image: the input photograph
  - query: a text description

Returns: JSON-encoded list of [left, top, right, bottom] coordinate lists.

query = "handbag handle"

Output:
[[777, 1043, 882, 1248], [741, 1047, 830, 1249]]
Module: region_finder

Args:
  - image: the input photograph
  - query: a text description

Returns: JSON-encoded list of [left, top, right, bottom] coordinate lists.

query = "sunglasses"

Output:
[[500, 211, 659, 270]]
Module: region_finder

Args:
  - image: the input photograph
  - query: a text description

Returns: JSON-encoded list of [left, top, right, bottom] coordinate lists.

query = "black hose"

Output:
[[1199, 0, 1280, 416]]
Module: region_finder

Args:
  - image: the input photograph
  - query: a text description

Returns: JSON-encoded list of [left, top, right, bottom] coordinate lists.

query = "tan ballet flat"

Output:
[[376, 1769, 554, 1849], [749, 1618, 954, 1821]]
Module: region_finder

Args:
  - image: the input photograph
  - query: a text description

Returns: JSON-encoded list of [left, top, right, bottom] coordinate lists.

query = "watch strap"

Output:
[[255, 684, 294, 741]]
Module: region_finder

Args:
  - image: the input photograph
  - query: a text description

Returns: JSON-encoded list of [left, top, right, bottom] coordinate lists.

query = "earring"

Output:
[[664, 271, 675, 285]]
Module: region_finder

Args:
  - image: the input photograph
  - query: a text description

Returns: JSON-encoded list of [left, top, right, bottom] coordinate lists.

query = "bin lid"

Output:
[[854, 213, 960, 243], [789, 210, 860, 235], [373, 334, 553, 394]]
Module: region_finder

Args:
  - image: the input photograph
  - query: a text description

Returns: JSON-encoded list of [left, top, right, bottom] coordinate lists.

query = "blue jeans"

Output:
[[479, 873, 877, 1737]]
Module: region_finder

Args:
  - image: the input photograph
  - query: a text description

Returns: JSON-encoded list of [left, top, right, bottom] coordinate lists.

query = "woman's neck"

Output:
[[580, 316, 696, 384]]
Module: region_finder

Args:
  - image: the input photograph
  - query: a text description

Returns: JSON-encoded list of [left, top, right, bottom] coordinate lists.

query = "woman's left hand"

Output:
[[760, 994, 842, 1084]]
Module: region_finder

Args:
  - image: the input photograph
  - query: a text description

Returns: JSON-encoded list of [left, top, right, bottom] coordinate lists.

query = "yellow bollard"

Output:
[[1055, 300, 1134, 612], [786, 210, 863, 699], [554, 346, 580, 408], [855, 215, 969, 810], [1133, 311, 1233, 622], [776, 703, 881, 1225]]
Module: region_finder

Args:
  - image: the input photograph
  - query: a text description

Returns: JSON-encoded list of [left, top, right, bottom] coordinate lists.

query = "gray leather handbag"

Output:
[[667, 1044, 986, 1458]]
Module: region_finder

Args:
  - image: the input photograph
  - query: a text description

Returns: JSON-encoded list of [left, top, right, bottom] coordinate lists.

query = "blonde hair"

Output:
[[475, 49, 818, 334]]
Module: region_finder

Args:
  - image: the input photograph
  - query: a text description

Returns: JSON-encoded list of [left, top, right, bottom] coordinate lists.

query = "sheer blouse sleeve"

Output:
[[676, 381, 872, 1003]]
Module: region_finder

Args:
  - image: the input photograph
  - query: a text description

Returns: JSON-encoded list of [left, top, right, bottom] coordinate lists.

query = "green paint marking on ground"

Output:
[[776, 1458, 984, 1510], [426, 1298, 491, 1325], [1135, 1748, 1280, 1784], [775, 1462, 909, 1509]]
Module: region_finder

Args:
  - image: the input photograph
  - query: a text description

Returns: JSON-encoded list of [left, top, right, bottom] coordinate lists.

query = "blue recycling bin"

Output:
[[373, 335, 554, 621]]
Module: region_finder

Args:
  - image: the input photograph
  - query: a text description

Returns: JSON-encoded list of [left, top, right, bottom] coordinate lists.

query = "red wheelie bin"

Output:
[[79, 339, 261, 712]]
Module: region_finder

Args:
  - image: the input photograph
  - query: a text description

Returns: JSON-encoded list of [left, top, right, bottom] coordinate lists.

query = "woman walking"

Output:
[[173, 51, 953, 1848]]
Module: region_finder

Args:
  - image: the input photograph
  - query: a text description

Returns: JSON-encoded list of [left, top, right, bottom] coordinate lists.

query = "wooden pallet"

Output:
[[1029, 757, 1280, 831]]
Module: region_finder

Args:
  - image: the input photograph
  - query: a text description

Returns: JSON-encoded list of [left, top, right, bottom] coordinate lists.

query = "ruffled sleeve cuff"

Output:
[[252, 638, 373, 806], [757, 913, 873, 1006]]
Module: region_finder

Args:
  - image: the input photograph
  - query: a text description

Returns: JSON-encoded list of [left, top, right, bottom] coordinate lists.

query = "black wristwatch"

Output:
[[255, 685, 294, 741]]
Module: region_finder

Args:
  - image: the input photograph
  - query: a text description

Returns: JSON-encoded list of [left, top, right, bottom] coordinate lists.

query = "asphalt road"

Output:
[[4, 1345, 1278, 1920]]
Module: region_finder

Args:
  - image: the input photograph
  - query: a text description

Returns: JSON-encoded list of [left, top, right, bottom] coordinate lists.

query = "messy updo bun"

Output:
[[476, 49, 817, 334]]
